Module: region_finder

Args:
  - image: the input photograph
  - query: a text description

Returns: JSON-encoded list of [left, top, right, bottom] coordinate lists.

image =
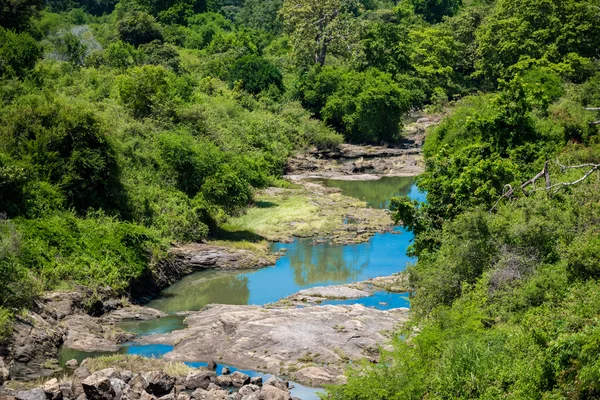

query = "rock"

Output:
[[141, 392, 158, 400], [184, 371, 216, 390], [220, 367, 230, 375], [141, 304, 409, 386], [296, 286, 369, 299], [190, 388, 207, 399], [43, 378, 62, 400], [81, 374, 115, 400], [129, 374, 149, 392], [258, 385, 290, 400], [294, 367, 342, 387], [249, 377, 262, 386], [143, 371, 175, 396], [0, 357, 10, 385], [58, 381, 73, 399], [158, 394, 174, 400], [65, 359, 79, 369], [74, 366, 91, 380], [230, 372, 250, 388], [15, 388, 47, 400], [263, 378, 287, 392], [215, 375, 232, 387], [110, 378, 128, 400], [206, 383, 220, 391], [95, 368, 121, 380], [238, 385, 259, 397], [177, 393, 191, 400], [120, 370, 134, 383], [207, 361, 217, 371]]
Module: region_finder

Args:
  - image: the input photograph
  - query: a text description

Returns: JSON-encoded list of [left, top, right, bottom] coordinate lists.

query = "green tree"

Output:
[[279, 0, 362, 66], [53, 32, 87, 66], [229, 55, 283, 94], [409, 0, 462, 23], [116, 65, 174, 118], [0, 28, 41, 78], [0, 0, 43, 31], [117, 11, 164, 47]]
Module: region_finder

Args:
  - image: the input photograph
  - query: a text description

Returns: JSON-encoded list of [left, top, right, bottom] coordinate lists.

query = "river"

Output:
[[59, 176, 424, 399]]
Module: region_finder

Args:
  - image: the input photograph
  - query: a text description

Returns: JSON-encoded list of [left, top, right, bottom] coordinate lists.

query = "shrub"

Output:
[[116, 65, 174, 118], [228, 55, 283, 95], [0, 27, 42, 78], [117, 11, 163, 47]]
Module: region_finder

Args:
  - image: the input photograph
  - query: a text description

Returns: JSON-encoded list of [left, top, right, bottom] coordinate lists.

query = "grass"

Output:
[[225, 184, 392, 243], [83, 355, 195, 377]]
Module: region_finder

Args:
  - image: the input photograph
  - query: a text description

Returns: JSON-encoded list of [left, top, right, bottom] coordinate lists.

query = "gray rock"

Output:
[[74, 366, 91, 380], [220, 367, 230, 375], [65, 359, 79, 369], [43, 378, 62, 400], [0, 357, 10, 384], [206, 383, 221, 391], [185, 371, 216, 390], [95, 368, 120, 380], [59, 381, 73, 399], [238, 385, 259, 397], [120, 370, 134, 383], [258, 385, 290, 400], [207, 360, 217, 371], [249, 377, 262, 387], [81, 374, 116, 400], [177, 393, 191, 400], [110, 378, 128, 400], [143, 371, 175, 396], [263, 378, 287, 392], [215, 375, 232, 387], [16, 388, 47, 400], [230, 372, 250, 388], [191, 388, 207, 399]]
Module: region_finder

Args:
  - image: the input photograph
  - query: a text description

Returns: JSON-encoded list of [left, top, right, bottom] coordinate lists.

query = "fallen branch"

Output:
[[489, 160, 600, 213]]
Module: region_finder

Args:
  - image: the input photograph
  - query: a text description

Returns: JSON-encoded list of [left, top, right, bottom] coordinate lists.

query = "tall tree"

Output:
[[279, 0, 361, 67]]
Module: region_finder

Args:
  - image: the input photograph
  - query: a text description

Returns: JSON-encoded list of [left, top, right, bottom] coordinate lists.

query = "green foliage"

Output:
[[116, 65, 175, 118], [229, 55, 283, 95], [53, 32, 87, 66], [139, 40, 181, 72], [117, 11, 164, 46], [0, 0, 44, 31], [236, 0, 283, 33], [475, 0, 600, 86], [301, 66, 410, 143], [409, 0, 462, 23], [0, 28, 42, 78]]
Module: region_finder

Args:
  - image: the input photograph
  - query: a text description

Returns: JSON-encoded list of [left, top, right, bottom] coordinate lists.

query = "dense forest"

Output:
[[1, 0, 600, 396]]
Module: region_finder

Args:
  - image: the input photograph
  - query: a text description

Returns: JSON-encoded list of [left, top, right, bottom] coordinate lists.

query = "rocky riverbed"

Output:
[[137, 303, 409, 387]]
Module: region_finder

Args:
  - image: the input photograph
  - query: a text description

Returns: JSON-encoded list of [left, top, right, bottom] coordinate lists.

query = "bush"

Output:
[[229, 55, 283, 95], [116, 65, 174, 118], [117, 11, 163, 47], [0, 27, 42, 78]]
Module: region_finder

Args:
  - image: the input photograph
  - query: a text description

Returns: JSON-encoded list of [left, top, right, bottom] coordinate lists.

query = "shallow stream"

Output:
[[60, 176, 424, 399]]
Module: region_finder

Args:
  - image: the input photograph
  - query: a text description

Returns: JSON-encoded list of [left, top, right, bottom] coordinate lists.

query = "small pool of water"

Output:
[[319, 291, 410, 310]]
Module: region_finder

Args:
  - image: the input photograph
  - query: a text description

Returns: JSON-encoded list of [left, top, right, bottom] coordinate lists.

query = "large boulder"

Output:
[[15, 388, 47, 400], [230, 371, 250, 388], [184, 371, 216, 390], [43, 378, 62, 400], [142, 371, 175, 396], [81, 374, 116, 400], [258, 385, 290, 400], [263, 378, 287, 392]]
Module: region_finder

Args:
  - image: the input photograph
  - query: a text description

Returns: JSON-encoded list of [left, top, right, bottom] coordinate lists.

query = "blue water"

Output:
[[320, 291, 410, 309]]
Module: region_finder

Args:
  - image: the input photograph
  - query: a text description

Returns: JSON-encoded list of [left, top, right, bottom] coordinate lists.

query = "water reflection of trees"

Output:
[[287, 240, 373, 286], [317, 177, 414, 209], [149, 272, 250, 313]]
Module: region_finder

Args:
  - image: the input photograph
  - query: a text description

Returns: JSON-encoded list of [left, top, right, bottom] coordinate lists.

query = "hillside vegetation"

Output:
[[1, 0, 599, 394]]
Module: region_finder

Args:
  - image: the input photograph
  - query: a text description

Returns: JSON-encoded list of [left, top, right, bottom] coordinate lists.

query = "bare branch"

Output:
[[584, 107, 600, 111], [489, 160, 600, 213]]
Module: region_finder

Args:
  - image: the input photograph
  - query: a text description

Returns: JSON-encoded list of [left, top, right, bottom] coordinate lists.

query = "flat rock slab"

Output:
[[296, 286, 370, 299], [138, 304, 408, 386]]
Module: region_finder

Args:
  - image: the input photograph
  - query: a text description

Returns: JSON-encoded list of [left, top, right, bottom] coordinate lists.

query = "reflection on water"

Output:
[[311, 176, 425, 208], [143, 178, 423, 314]]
